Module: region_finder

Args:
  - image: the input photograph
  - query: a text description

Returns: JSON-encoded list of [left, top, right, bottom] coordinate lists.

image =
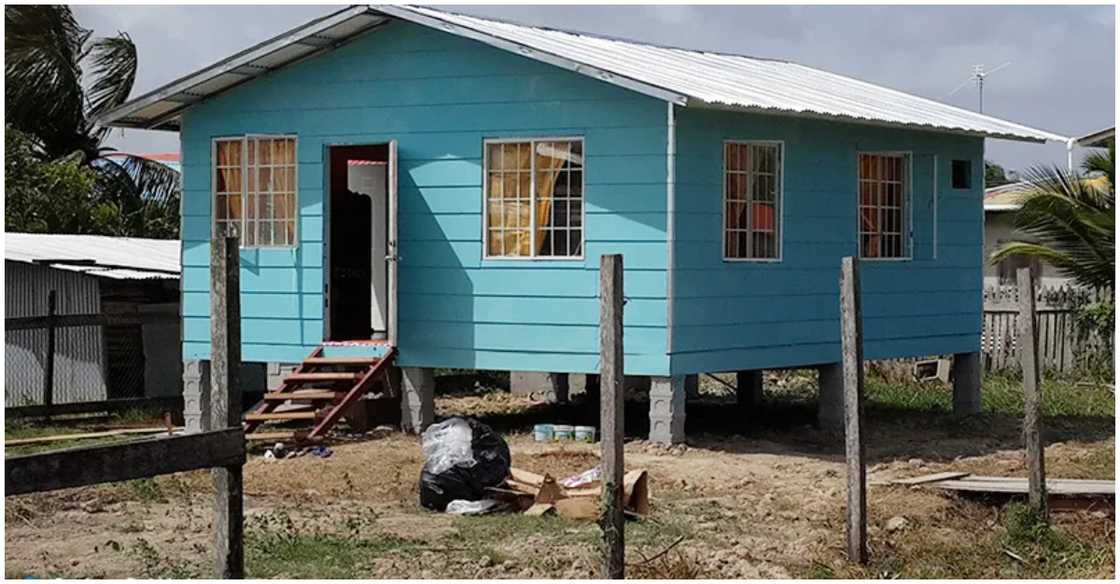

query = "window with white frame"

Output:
[[858, 152, 910, 259], [485, 138, 583, 258], [214, 136, 298, 247], [724, 141, 781, 260]]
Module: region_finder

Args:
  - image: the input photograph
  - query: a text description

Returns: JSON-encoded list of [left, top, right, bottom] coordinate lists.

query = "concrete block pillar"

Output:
[[182, 360, 211, 434], [817, 363, 844, 433], [649, 376, 686, 445], [951, 352, 982, 415], [401, 367, 435, 433], [266, 362, 298, 391], [736, 370, 764, 411], [511, 371, 569, 403]]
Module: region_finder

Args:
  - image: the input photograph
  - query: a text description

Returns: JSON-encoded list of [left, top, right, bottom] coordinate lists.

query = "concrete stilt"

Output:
[[649, 376, 686, 445], [401, 367, 435, 433], [511, 372, 569, 403], [182, 360, 211, 434], [951, 352, 982, 415], [736, 370, 764, 411], [817, 363, 844, 432]]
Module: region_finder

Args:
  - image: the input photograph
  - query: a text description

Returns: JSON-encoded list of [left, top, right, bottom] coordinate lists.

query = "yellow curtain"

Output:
[[500, 143, 534, 256], [216, 140, 243, 224], [533, 141, 569, 253]]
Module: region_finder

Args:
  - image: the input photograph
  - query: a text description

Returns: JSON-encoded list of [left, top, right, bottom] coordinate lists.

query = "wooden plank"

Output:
[[285, 372, 363, 382], [244, 411, 318, 421], [243, 346, 323, 434], [930, 478, 1114, 497], [1018, 267, 1047, 519], [264, 390, 338, 401], [303, 357, 378, 366], [891, 471, 971, 486], [599, 253, 625, 579], [4, 428, 245, 496], [5, 426, 180, 447], [7, 397, 184, 419], [6, 311, 178, 331], [209, 236, 244, 579], [839, 257, 867, 565]]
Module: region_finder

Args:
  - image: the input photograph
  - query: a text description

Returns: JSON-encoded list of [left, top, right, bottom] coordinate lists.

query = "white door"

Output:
[[387, 140, 399, 346]]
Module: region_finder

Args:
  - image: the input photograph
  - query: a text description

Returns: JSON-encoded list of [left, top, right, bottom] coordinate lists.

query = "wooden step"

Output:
[[244, 410, 319, 422], [264, 390, 339, 401], [285, 372, 364, 382], [245, 430, 322, 443], [304, 357, 379, 366]]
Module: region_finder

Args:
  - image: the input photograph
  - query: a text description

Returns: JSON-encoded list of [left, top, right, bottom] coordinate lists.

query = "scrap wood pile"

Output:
[[418, 416, 649, 520], [490, 466, 649, 520]]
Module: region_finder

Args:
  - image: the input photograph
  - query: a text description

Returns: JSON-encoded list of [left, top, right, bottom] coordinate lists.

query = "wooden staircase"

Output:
[[244, 346, 398, 442]]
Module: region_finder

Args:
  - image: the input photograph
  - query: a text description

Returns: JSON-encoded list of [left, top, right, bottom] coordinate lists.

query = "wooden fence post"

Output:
[[210, 236, 244, 578], [1017, 267, 1047, 519], [599, 254, 625, 579], [44, 290, 57, 413], [840, 257, 867, 564]]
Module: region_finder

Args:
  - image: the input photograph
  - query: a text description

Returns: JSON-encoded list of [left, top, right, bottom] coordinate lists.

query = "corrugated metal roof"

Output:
[[984, 175, 1111, 211], [97, 4, 1067, 143], [5, 233, 180, 280], [1076, 126, 1115, 148]]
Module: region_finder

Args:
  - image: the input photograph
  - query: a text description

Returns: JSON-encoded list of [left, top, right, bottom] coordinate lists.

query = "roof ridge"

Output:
[[395, 4, 791, 64]]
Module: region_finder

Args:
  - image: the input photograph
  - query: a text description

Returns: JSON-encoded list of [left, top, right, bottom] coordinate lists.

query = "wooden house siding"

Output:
[[669, 108, 984, 374], [178, 21, 672, 374]]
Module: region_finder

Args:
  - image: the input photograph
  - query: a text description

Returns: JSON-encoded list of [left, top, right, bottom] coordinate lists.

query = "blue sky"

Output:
[[78, 3, 1115, 172]]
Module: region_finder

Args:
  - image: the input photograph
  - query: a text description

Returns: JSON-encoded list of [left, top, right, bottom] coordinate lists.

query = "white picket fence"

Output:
[[981, 284, 1104, 373]]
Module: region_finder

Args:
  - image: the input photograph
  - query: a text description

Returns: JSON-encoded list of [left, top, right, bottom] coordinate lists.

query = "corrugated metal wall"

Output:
[[5, 261, 108, 405]]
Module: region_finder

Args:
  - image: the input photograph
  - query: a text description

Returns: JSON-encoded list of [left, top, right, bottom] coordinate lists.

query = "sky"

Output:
[[75, 3, 1115, 173]]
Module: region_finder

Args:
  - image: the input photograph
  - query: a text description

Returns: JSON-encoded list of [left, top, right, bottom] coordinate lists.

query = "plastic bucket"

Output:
[[533, 424, 554, 442], [574, 426, 597, 443], [552, 424, 574, 441]]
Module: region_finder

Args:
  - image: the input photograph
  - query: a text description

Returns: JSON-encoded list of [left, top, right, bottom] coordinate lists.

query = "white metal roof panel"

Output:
[[97, 5, 1067, 143], [4, 233, 180, 280]]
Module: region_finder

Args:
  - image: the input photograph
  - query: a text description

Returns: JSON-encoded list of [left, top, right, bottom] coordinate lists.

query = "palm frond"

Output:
[[4, 5, 94, 159], [86, 33, 137, 140], [991, 165, 1115, 290], [1080, 142, 1114, 188]]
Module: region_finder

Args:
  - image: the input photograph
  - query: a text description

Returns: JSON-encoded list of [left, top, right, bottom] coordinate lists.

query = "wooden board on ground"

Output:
[[5, 426, 181, 447], [898, 472, 1114, 498], [502, 467, 649, 520]]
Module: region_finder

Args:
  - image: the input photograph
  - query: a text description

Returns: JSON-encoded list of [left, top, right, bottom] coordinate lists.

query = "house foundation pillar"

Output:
[[951, 352, 982, 415], [182, 360, 211, 434], [649, 376, 686, 445], [510, 371, 569, 403], [817, 363, 844, 433], [266, 362, 298, 390], [401, 367, 435, 433], [736, 370, 764, 411]]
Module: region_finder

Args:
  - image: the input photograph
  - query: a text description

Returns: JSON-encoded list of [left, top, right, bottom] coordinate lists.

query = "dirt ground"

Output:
[[4, 380, 1116, 579]]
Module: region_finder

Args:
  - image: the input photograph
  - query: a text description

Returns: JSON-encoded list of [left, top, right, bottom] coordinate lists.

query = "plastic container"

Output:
[[552, 424, 574, 441], [533, 424, 554, 442], [574, 426, 597, 443]]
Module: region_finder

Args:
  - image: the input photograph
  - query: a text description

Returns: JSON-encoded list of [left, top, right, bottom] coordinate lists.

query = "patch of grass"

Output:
[[127, 478, 165, 505], [999, 503, 1113, 578], [130, 537, 202, 579], [245, 509, 423, 578]]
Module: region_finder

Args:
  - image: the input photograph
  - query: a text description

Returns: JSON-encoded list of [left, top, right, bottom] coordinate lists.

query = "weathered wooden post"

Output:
[[599, 254, 625, 579], [210, 236, 244, 578], [1017, 267, 1047, 519], [839, 257, 867, 564], [44, 290, 57, 412]]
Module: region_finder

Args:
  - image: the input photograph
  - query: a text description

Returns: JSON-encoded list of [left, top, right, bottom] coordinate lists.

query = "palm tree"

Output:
[[990, 151, 1114, 291], [5, 5, 179, 238]]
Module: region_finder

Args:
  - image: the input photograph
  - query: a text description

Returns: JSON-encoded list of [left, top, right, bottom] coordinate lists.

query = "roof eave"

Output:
[[95, 5, 386, 129], [687, 98, 1059, 143]]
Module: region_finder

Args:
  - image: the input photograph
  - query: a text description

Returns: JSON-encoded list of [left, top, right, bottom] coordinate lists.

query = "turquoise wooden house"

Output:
[[98, 5, 1065, 443]]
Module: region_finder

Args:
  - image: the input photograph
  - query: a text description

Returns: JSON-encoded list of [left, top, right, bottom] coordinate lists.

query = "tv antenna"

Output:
[[947, 62, 1011, 113]]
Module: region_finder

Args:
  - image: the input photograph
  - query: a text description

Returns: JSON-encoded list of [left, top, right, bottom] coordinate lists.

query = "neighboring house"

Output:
[[4, 233, 182, 406], [96, 6, 1066, 443], [983, 125, 1114, 287]]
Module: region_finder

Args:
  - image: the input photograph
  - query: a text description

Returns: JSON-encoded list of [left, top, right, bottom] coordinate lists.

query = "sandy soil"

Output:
[[4, 390, 1115, 579]]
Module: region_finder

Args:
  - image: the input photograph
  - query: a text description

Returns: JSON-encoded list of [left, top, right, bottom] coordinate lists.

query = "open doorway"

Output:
[[326, 144, 391, 341]]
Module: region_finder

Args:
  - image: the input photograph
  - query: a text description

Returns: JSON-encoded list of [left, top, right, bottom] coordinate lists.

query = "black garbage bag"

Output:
[[419, 417, 511, 511]]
